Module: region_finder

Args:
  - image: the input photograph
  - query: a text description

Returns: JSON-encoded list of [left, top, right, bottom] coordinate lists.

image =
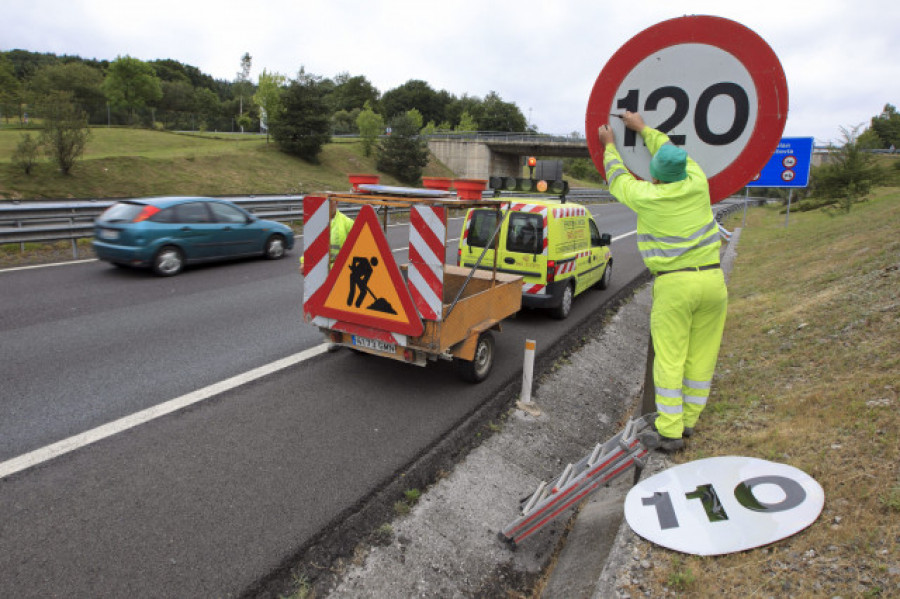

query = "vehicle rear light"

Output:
[[403, 349, 415, 362], [132, 205, 160, 222], [457, 249, 462, 266], [547, 260, 556, 283]]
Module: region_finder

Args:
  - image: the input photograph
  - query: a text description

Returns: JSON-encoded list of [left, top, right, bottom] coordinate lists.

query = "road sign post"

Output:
[[585, 15, 789, 203]]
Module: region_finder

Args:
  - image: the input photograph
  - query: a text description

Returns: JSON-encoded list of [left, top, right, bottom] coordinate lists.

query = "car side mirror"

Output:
[[599, 233, 612, 246]]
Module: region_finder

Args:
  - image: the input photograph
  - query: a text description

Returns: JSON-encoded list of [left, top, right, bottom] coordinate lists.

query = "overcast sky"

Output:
[[4, 0, 898, 144]]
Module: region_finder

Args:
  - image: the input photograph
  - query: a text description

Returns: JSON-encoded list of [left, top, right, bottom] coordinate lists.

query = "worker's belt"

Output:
[[655, 263, 720, 277]]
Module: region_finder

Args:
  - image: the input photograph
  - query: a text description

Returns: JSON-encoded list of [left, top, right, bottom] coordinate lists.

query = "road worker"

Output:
[[598, 111, 728, 452], [300, 200, 354, 271]]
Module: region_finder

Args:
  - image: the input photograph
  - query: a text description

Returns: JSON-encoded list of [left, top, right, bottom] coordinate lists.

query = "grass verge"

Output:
[[620, 188, 900, 597], [0, 128, 452, 199]]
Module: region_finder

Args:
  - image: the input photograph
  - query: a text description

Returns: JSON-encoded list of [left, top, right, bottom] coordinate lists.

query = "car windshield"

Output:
[[98, 202, 148, 223]]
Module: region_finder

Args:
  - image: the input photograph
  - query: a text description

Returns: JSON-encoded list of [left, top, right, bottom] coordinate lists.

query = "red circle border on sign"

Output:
[[585, 15, 788, 203]]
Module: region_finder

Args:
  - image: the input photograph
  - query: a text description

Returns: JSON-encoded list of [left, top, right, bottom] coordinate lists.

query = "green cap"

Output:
[[649, 145, 688, 182]]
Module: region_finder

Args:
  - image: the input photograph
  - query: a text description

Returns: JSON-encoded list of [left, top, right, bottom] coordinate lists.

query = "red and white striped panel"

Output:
[[552, 205, 587, 219], [555, 251, 590, 277], [408, 205, 446, 321], [302, 196, 329, 317], [504, 203, 549, 256], [523, 283, 547, 295]]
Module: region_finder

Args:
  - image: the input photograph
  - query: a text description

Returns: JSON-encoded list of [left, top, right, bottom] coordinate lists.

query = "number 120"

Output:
[[617, 83, 750, 148]]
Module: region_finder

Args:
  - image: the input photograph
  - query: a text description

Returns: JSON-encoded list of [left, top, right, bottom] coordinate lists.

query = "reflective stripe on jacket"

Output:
[[603, 128, 720, 273]]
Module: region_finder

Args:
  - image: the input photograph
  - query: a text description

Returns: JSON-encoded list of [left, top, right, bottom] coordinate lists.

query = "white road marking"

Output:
[[0, 344, 329, 481], [0, 259, 98, 273]]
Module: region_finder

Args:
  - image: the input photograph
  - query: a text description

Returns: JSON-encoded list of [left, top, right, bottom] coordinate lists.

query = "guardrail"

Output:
[[0, 189, 751, 258]]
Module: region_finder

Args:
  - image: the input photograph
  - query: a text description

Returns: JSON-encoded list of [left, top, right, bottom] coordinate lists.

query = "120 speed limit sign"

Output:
[[586, 16, 788, 203]]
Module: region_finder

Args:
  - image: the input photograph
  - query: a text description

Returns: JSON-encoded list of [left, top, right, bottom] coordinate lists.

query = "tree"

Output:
[[381, 79, 451, 125], [194, 88, 220, 130], [328, 73, 379, 113], [868, 103, 900, 149], [356, 101, 384, 157], [455, 110, 477, 132], [12, 132, 40, 174], [101, 55, 162, 125], [376, 111, 429, 185], [253, 69, 285, 143], [28, 62, 105, 114], [478, 91, 527, 132], [39, 92, 90, 175], [272, 68, 331, 162], [805, 124, 884, 213], [234, 52, 253, 131], [0, 54, 21, 124]]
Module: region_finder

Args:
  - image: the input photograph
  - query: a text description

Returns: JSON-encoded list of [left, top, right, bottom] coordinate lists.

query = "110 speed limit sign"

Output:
[[586, 16, 788, 203]]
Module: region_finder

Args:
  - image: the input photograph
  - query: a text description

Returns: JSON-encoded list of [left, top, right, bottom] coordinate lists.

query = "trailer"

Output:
[[301, 185, 522, 382]]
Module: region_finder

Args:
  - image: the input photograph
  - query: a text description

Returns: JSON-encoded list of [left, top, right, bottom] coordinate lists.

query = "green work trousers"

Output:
[[650, 268, 728, 439]]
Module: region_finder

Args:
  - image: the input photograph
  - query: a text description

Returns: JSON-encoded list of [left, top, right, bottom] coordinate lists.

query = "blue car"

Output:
[[93, 196, 295, 276]]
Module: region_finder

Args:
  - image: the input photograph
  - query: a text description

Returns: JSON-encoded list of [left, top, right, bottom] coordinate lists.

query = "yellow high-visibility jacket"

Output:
[[603, 128, 720, 273], [330, 210, 354, 262]]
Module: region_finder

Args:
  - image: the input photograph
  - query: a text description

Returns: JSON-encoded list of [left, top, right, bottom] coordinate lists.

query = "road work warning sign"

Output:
[[305, 205, 423, 336]]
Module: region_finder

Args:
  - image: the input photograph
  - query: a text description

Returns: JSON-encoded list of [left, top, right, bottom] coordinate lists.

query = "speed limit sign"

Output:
[[586, 16, 788, 203]]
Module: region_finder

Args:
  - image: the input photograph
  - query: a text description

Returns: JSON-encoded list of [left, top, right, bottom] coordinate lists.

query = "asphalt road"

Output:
[[0, 202, 643, 597]]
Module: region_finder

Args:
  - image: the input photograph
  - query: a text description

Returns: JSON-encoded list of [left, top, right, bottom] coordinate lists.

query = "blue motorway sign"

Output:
[[746, 137, 813, 188]]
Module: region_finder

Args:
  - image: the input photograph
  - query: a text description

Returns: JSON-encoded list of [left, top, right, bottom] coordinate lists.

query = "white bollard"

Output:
[[519, 339, 537, 407]]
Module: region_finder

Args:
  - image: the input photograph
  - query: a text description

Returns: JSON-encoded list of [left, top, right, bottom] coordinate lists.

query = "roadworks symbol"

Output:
[[307, 205, 423, 336]]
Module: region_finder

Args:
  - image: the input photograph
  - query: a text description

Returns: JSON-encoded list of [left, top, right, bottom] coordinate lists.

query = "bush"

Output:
[[12, 132, 41, 174]]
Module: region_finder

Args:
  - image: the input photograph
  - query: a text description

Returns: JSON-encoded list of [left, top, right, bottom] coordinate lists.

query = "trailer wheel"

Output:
[[456, 331, 495, 383]]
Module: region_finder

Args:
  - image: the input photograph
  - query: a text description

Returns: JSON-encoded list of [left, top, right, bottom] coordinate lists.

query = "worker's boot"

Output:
[[683, 426, 695, 438], [639, 421, 685, 453]]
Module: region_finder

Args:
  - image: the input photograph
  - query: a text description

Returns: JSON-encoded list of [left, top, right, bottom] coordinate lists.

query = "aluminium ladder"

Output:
[[499, 415, 655, 547]]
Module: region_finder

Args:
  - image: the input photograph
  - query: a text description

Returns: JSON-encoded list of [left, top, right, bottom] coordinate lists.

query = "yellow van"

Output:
[[457, 199, 612, 319]]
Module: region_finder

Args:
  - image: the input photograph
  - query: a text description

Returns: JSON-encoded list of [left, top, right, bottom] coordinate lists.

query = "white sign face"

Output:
[[585, 16, 788, 203], [624, 457, 824, 556], [609, 44, 758, 181]]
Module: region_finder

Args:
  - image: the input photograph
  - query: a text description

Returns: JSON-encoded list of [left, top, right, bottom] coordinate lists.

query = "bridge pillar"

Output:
[[427, 139, 520, 179]]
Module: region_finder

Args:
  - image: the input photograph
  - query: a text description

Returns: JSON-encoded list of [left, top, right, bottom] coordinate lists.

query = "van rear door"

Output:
[[502, 210, 546, 285], [460, 209, 501, 269]]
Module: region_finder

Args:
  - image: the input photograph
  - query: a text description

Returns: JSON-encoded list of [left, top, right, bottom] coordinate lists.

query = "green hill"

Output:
[[0, 127, 454, 200]]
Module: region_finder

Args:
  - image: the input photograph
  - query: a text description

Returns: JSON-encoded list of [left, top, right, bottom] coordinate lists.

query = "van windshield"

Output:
[[466, 210, 500, 248], [507, 212, 544, 254]]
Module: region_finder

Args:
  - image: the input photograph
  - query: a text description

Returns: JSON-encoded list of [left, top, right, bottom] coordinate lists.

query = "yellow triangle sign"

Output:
[[306, 205, 423, 336]]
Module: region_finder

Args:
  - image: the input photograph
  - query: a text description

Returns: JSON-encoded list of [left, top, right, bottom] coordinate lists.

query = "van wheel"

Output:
[[551, 282, 574, 320], [152, 246, 184, 276], [456, 331, 495, 383], [597, 261, 612, 290]]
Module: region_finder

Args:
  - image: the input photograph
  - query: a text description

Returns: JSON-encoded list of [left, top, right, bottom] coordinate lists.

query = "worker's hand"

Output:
[[623, 111, 646, 133], [597, 124, 615, 147]]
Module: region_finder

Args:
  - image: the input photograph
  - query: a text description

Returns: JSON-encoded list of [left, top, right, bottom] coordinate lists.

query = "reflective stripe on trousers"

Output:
[[651, 268, 728, 438]]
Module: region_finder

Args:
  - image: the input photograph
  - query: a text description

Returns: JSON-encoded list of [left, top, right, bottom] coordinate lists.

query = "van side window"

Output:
[[507, 212, 543, 254], [466, 210, 499, 248], [589, 219, 602, 247]]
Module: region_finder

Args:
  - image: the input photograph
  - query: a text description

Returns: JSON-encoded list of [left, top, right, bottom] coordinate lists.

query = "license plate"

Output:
[[352, 335, 396, 353], [99, 228, 120, 240]]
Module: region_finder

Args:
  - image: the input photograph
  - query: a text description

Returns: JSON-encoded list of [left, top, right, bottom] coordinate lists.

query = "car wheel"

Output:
[[597, 260, 612, 290], [264, 235, 286, 259], [152, 246, 184, 276], [456, 331, 495, 383], [550, 282, 574, 320]]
